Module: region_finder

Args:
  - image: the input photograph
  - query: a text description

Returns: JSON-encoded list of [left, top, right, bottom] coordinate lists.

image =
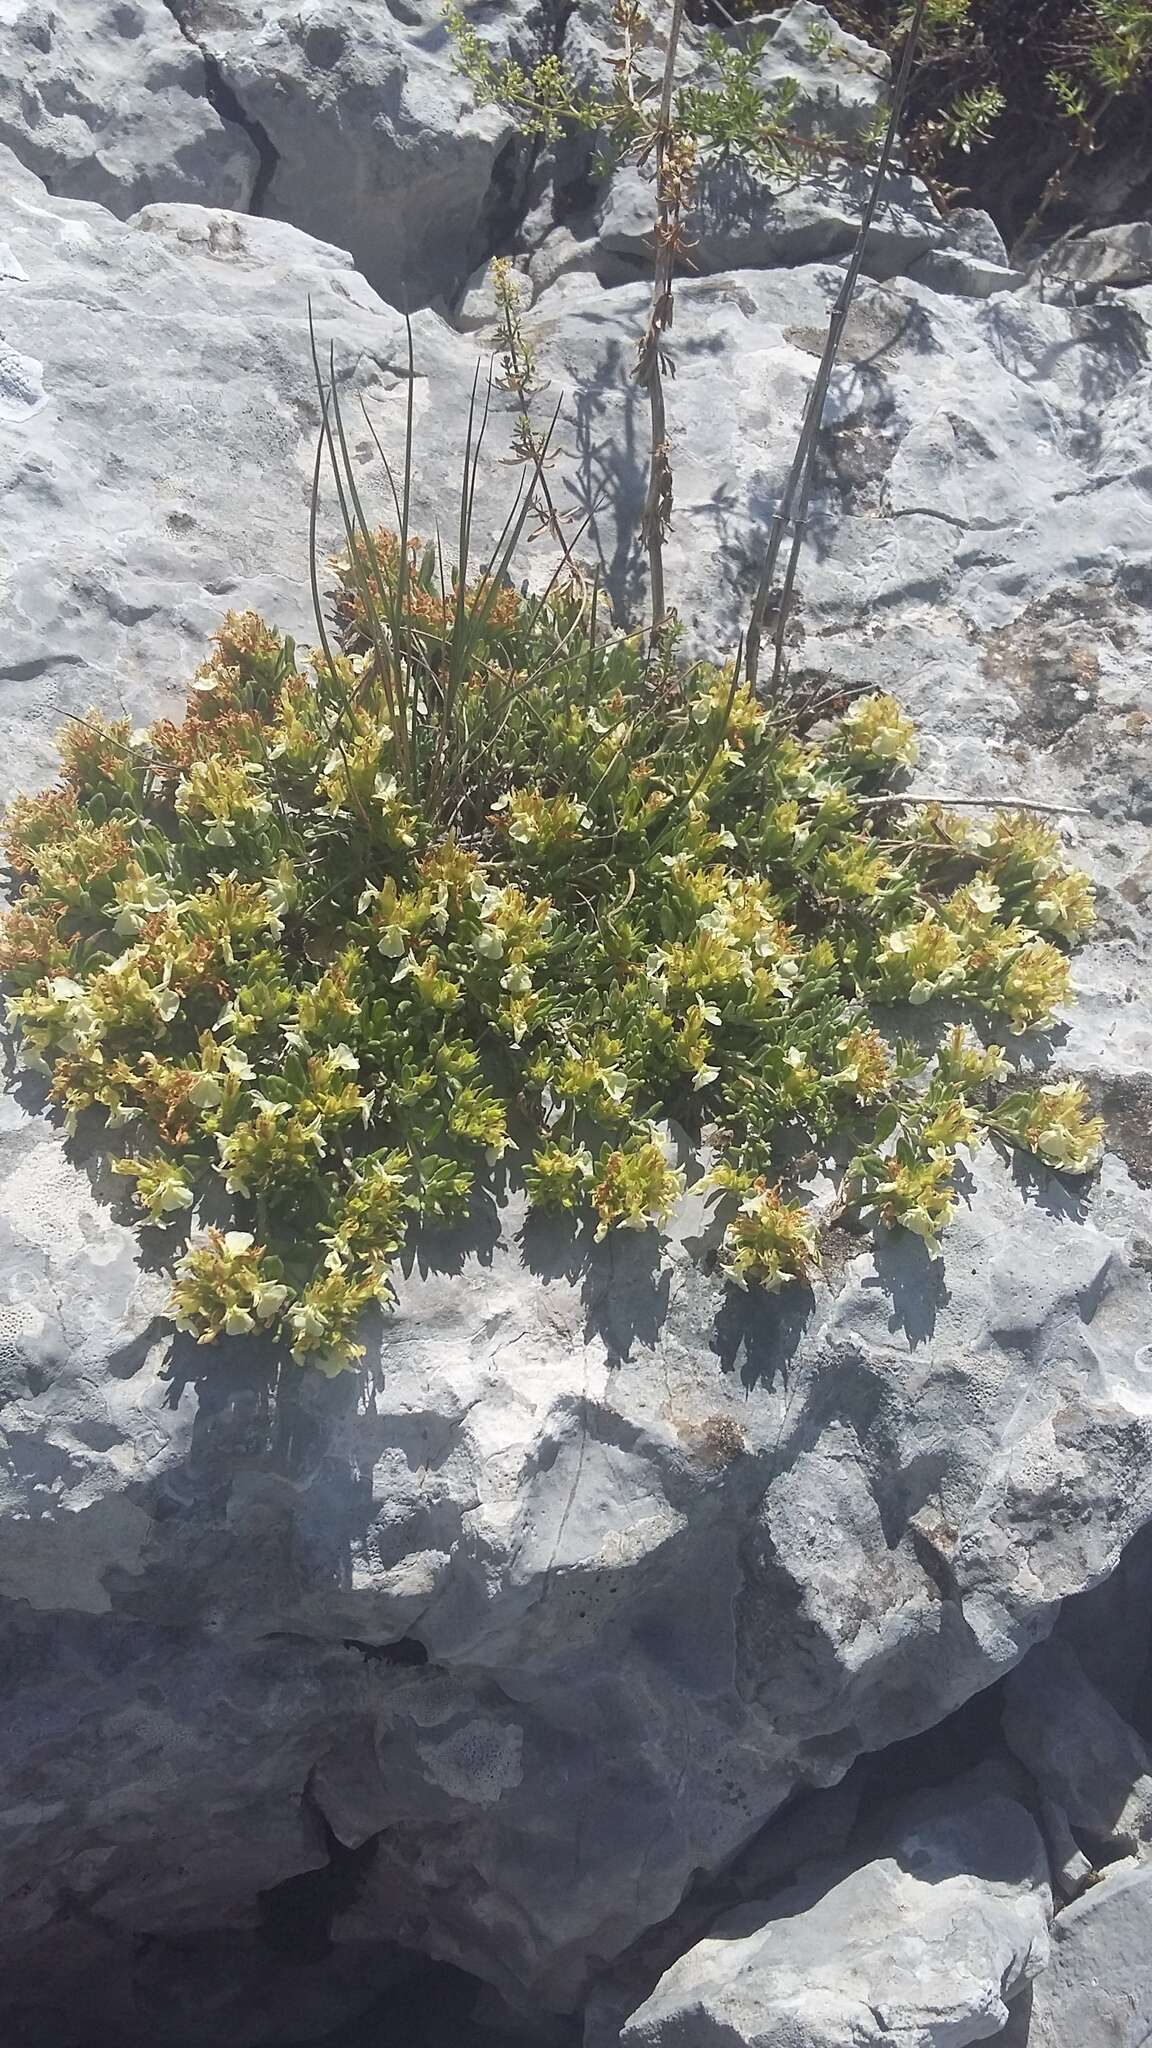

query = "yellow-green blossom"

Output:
[[592, 1136, 684, 1241], [837, 693, 919, 771], [524, 1140, 595, 1212], [112, 1152, 196, 1226], [991, 1081, 1104, 1175], [716, 1184, 817, 1292], [171, 1230, 291, 1342]]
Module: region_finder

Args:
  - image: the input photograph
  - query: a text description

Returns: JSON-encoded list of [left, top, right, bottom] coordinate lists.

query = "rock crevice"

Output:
[[160, 0, 280, 213]]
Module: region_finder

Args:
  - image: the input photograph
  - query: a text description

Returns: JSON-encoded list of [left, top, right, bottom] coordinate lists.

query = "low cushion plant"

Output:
[[0, 537, 1102, 1374]]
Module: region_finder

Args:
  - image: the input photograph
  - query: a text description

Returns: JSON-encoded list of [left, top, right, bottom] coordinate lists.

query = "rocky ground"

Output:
[[1, 5, 1151, 2046]]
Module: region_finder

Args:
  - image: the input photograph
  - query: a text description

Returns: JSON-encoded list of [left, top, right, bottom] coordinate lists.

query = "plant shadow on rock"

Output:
[[1002, 1138, 1093, 1225], [569, 335, 653, 628], [701, 291, 937, 629], [710, 1279, 816, 1393], [860, 1219, 953, 1348], [520, 1206, 673, 1363]]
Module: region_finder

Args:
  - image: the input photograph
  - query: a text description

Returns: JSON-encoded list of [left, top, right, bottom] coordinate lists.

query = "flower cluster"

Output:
[[990, 1080, 1105, 1174], [0, 570, 1101, 1372]]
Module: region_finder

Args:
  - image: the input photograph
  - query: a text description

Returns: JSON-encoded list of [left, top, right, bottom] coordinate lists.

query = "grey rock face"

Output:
[[563, 0, 888, 157], [582, 1780, 864, 2048], [454, 255, 522, 334], [0, 0, 529, 309], [1057, 1520, 1152, 1724], [751, 0, 889, 142], [950, 208, 1013, 266], [1003, 1641, 1152, 1858], [1, 97, 1152, 2045], [176, 0, 518, 307], [528, 225, 599, 301], [0, 0, 258, 214], [518, 0, 906, 290], [1006, 1865, 1152, 2046], [0, 149, 491, 804], [1043, 222, 1152, 292], [620, 1785, 1051, 2048], [577, 3, 942, 289], [595, 160, 945, 283], [1, 1101, 1150, 2027], [907, 244, 1026, 300]]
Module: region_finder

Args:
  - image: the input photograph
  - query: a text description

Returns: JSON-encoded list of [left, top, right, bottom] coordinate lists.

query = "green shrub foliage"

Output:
[[1, 564, 1102, 1373]]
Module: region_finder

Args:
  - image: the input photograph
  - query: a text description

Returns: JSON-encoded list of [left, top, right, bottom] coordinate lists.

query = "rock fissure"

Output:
[[159, 0, 279, 214]]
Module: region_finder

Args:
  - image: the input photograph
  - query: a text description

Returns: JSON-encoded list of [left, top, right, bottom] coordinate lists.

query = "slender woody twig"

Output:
[[636, 0, 689, 640], [744, 0, 929, 694]]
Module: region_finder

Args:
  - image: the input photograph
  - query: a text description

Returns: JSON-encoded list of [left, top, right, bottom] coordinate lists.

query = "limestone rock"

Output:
[[1057, 1520, 1152, 1724], [565, 0, 888, 160], [0, 0, 258, 216], [1037, 1798, 1094, 1904], [595, 159, 945, 282], [2, 136, 1152, 2044], [0, 148, 490, 805], [0, 0, 258, 215], [907, 245, 1026, 300], [1, 1084, 1150, 2027], [619, 1785, 1051, 2048], [529, 226, 598, 301], [1043, 222, 1152, 292], [1006, 1864, 1152, 2046], [750, 1, 890, 145], [1003, 1640, 1152, 1858], [453, 255, 532, 334], [951, 207, 1013, 265], [583, 1780, 863, 2048], [174, 0, 520, 307], [558, 1, 909, 286]]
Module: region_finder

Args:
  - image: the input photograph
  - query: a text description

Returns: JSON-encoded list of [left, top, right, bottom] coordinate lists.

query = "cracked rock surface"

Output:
[[171, 0, 526, 307], [0, 0, 258, 214], [621, 1776, 1052, 2048], [1, 7, 1152, 2045]]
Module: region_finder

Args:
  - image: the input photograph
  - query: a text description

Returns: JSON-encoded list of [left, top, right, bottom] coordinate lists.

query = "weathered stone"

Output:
[[750, 0, 889, 144], [1038, 1798, 1095, 1903], [0, 150, 494, 803], [1057, 1518, 1152, 1724], [565, 1, 931, 287], [453, 257, 511, 333], [583, 1782, 863, 2048], [1003, 1640, 1152, 1857], [950, 207, 1013, 266], [529, 225, 599, 301], [175, 0, 519, 307], [595, 159, 945, 282], [908, 245, 1026, 299], [619, 1784, 1051, 2048], [1006, 1864, 1152, 2046], [1043, 222, 1152, 292], [0, 0, 258, 216], [2, 117, 1152, 2046]]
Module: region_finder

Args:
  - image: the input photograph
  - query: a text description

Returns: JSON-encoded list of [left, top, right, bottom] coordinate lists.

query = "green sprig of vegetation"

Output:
[[826, 0, 1152, 235]]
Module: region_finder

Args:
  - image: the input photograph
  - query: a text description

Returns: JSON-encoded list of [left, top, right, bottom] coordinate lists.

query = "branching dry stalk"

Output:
[[744, 0, 929, 697], [491, 258, 588, 583], [635, 0, 690, 640]]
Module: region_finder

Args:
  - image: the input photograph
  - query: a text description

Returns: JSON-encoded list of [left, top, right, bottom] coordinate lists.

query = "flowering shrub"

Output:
[[0, 566, 1101, 1373]]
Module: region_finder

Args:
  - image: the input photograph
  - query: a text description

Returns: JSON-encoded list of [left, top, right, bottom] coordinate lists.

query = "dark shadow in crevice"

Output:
[[259, 1809, 377, 1965]]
